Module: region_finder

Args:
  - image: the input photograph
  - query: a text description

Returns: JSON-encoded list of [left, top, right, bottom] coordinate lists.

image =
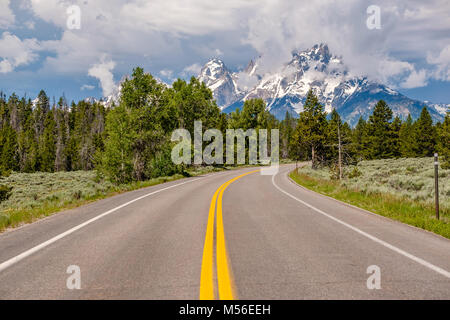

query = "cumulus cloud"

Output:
[[88, 58, 116, 97], [0, 32, 40, 73], [2, 0, 449, 93], [120, 0, 257, 36], [427, 45, 450, 81], [0, 0, 15, 28], [159, 69, 173, 78], [182, 63, 202, 76], [243, 0, 450, 88], [236, 72, 259, 91], [401, 69, 428, 89]]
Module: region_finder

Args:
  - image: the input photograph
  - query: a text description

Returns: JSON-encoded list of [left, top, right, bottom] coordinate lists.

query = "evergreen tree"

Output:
[[0, 124, 18, 173], [280, 111, 296, 158], [366, 100, 394, 159], [437, 112, 450, 169], [293, 90, 327, 168], [353, 116, 369, 160], [414, 107, 436, 157], [389, 116, 402, 158], [39, 109, 57, 172], [326, 109, 354, 166], [399, 114, 416, 157]]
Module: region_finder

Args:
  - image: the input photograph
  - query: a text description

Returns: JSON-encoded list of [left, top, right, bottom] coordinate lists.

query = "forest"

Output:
[[0, 67, 449, 189]]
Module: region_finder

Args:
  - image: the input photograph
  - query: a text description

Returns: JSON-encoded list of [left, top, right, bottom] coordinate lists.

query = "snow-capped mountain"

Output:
[[198, 58, 243, 108], [198, 44, 448, 126]]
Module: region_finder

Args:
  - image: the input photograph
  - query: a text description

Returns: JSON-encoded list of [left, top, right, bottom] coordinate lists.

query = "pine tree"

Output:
[[54, 97, 69, 171], [437, 112, 450, 168], [0, 124, 18, 173], [353, 116, 369, 160], [414, 107, 436, 157], [389, 116, 402, 158], [280, 111, 295, 158], [293, 90, 327, 168], [39, 109, 56, 172], [366, 100, 394, 159], [399, 114, 416, 157]]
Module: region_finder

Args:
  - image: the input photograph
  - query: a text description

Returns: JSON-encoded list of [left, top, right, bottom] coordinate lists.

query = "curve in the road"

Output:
[[271, 171, 450, 280]]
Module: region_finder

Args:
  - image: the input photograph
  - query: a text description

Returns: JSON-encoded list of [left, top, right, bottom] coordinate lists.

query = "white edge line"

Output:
[[271, 172, 450, 279], [0, 177, 202, 273]]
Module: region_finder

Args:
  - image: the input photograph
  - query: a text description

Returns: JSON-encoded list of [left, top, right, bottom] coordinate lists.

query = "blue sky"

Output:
[[0, 0, 449, 104]]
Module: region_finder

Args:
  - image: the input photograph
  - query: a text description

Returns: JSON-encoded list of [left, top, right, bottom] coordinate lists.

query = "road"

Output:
[[0, 165, 449, 299]]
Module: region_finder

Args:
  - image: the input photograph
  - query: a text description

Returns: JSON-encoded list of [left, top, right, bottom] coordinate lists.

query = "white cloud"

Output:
[[81, 84, 95, 91], [3, 0, 449, 92], [0, 60, 13, 73], [120, 0, 257, 36], [159, 69, 173, 78], [0, 32, 40, 73], [401, 69, 428, 88], [0, 0, 15, 28], [88, 58, 116, 97], [236, 72, 259, 91], [427, 45, 450, 81], [25, 21, 35, 30], [243, 0, 450, 88], [182, 63, 202, 76]]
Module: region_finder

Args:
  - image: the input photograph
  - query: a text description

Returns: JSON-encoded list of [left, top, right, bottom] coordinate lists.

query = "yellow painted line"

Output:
[[199, 170, 260, 300], [199, 183, 224, 300]]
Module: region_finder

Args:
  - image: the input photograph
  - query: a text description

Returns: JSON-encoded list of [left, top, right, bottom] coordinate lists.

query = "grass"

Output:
[[0, 165, 238, 233], [289, 158, 450, 239]]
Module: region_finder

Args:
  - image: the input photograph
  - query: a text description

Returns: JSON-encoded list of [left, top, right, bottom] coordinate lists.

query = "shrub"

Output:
[[347, 166, 362, 179], [0, 185, 12, 202]]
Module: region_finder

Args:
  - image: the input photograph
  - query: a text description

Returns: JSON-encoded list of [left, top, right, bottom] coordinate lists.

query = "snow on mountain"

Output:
[[425, 102, 449, 116], [197, 58, 242, 109], [199, 44, 447, 126]]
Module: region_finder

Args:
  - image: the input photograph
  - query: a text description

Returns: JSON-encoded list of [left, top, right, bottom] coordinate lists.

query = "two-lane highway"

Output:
[[0, 165, 449, 299]]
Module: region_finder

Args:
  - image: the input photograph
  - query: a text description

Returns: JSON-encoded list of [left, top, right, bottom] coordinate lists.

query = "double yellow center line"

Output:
[[199, 170, 260, 300]]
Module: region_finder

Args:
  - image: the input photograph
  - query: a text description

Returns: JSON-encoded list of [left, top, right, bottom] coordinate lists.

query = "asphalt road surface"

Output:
[[0, 165, 449, 299]]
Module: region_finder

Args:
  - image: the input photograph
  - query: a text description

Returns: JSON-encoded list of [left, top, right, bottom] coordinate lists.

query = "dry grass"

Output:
[[0, 165, 229, 232], [300, 157, 449, 210], [290, 157, 450, 239]]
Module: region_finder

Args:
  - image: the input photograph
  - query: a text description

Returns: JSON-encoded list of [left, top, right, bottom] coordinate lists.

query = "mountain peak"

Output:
[[198, 58, 241, 109], [196, 43, 446, 125]]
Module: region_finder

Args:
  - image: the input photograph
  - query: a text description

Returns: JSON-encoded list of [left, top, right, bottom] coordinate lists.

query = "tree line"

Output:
[[286, 90, 449, 172], [0, 67, 448, 185]]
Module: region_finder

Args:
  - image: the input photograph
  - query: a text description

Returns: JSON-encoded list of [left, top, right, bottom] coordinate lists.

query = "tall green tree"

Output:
[[366, 100, 394, 159], [437, 112, 450, 168], [0, 124, 18, 173], [399, 114, 416, 157], [353, 116, 369, 160], [389, 116, 402, 158], [414, 107, 436, 157], [101, 104, 135, 183], [39, 109, 56, 172], [293, 90, 327, 168], [280, 111, 296, 158]]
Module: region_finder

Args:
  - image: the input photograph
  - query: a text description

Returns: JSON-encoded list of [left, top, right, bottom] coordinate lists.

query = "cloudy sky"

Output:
[[0, 0, 449, 103]]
